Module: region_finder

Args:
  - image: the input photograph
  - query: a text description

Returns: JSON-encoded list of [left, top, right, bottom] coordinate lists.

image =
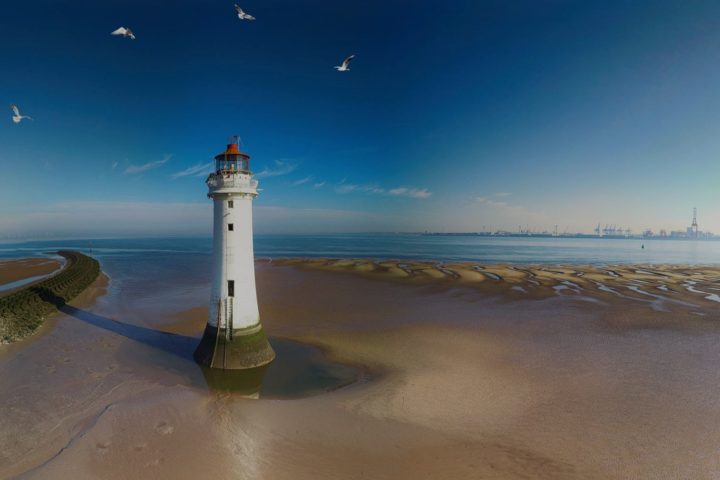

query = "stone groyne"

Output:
[[0, 251, 100, 343]]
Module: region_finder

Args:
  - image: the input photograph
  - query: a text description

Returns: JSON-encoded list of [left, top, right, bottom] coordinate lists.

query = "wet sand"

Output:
[[0, 258, 63, 294], [2, 259, 720, 479], [272, 258, 720, 309]]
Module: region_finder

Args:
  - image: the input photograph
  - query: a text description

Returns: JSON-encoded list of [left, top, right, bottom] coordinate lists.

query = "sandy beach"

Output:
[[0, 258, 62, 294], [2, 257, 720, 479]]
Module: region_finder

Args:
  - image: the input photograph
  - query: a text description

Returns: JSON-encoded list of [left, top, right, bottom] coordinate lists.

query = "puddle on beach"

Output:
[[200, 338, 362, 399]]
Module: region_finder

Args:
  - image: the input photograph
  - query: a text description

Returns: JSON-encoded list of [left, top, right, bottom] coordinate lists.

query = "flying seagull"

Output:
[[10, 104, 32, 124], [111, 27, 135, 40], [234, 5, 255, 20], [334, 54, 355, 72]]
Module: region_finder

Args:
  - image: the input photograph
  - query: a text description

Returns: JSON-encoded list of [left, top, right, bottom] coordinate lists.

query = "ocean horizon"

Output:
[[1, 234, 720, 265]]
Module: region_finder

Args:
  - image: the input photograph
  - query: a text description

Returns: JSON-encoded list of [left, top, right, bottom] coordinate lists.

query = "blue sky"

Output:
[[2, 0, 720, 237]]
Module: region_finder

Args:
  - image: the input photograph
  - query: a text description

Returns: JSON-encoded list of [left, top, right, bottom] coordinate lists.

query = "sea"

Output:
[[1, 234, 720, 265]]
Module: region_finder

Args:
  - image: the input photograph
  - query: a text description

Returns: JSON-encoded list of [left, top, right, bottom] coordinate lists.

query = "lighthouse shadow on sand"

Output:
[[59, 304, 361, 398]]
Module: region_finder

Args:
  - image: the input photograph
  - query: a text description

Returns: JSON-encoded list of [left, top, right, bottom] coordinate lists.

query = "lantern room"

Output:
[[214, 141, 250, 174]]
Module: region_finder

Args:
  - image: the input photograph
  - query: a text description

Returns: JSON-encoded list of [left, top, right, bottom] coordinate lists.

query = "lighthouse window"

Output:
[[228, 280, 235, 297], [228, 200, 234, 208], [228, 223, 234, 231]]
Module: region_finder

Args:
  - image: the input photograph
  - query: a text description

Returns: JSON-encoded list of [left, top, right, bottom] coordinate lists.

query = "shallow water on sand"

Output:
[[0, 247, 364, 476], [201, 339, 361, 397], [3, 242, 720, 478], [91, 249, 359, 396], [0, 248, 359, 418], [63, 250, 360, 398]]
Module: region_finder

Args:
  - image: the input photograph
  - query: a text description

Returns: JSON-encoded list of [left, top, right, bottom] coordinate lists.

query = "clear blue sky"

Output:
[[2, 0, 720, 237]]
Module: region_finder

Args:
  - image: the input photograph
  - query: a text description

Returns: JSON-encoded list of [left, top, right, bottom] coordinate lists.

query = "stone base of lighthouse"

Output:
[[194, 323, 275, 370]]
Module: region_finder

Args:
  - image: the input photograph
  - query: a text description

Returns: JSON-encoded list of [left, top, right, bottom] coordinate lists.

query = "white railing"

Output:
[[207, 174, 258, 190]]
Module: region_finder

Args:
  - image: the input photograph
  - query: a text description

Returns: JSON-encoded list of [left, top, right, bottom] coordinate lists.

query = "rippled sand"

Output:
[[2, 259, 720, 479], [274, 258, 720, 314]]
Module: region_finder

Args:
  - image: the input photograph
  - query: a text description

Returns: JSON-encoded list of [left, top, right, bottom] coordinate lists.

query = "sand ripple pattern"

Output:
[[274, 259, 720, 313]]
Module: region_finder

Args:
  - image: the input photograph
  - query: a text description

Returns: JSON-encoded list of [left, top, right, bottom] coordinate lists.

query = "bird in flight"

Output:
[[111, 27, 136, 40], [10, 104, 32, 124], [334, 55, 355, 72], [234, 5, 256, 21]]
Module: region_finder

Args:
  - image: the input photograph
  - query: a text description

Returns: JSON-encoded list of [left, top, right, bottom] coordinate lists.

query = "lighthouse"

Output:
[[194, 137, 275, 370]]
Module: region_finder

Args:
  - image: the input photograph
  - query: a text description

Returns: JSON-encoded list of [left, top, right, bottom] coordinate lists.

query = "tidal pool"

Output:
[[200, 338, 363, 398]]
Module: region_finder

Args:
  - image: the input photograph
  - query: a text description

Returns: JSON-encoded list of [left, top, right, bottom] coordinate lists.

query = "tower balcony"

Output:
[[207, 172, 258, 196]]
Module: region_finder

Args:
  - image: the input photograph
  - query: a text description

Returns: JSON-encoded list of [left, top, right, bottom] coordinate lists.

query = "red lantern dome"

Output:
[[214, 138, 250, 174]]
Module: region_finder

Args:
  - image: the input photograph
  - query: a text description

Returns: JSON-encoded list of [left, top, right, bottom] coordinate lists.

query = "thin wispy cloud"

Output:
[[475, 196, 509, 208], [313, 182, 326, 189], [292, 175, 313, 186], [125, 154, 172, 175], [172, 162, 213, 179], [335, 183, 385, 195], [335, 182, 432, 199], [255, 159, 297, 179], [111, 161, 119, 171], [388, 187, 432, 199], [476, 196, 537, 216]]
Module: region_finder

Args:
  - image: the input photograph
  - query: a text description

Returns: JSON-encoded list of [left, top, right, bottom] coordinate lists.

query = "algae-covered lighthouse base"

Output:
[[194, 323, 275, 370], [194, 137, 275, 370]]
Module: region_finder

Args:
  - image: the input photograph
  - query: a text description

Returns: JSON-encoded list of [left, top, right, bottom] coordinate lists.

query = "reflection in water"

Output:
[[202, 338, 361, 398], [201, 365, 269, 399], [62, 305, 360, 399]]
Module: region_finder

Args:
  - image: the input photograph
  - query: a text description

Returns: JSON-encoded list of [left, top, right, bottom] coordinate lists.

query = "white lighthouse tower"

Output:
[[194, 137, 275, 370]]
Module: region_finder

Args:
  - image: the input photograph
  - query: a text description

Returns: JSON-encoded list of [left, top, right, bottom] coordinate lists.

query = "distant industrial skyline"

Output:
[[0, 205, 713, 240], [2, 0, 720, 237]]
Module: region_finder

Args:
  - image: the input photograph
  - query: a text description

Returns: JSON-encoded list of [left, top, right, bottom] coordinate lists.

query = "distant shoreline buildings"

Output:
[[424, 208, 717, 240], [422, 231, 718, 240], [0, 208, 715, 242]]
